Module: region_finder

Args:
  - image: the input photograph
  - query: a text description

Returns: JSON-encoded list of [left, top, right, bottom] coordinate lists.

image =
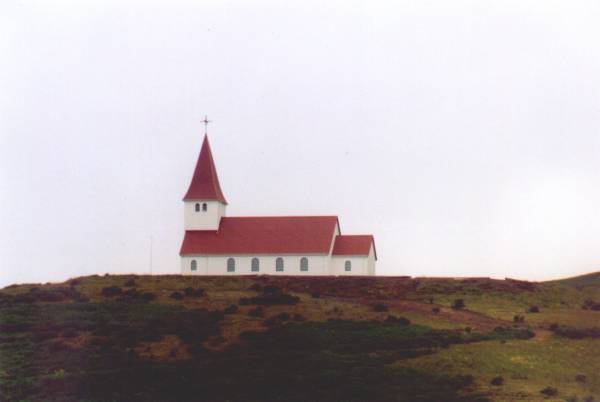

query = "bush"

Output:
[[248, 283, 262, 292], [582, 300, 600, 311], [239, 293, 300, 306], [183, 287, 204, 298], [170, 292, 184, 301], [575, 374, 587, 383], [263, 285, 282, 295], [101, 286, 122, 297], [311, 291, 321, 299], [385, 315, 410, 326], [528, 305, 540, 313], [540, 386, 558, 397], [277, 312, 290, 321], [141, 292, 156, 302], [551, 325, 600, 339], [464, 327, 471, 333], [263, 317, 279, 327], [513, 315, 525, 323], [373, 303, 388, 312], [293, 313, 305, 322], [124, 279, 136, 287], [432, 307, 440, 314], [490, 376, 504, 386], [248, 306, 264, 317], [452, 299, 465, 310], [224, 304, 238, 315]]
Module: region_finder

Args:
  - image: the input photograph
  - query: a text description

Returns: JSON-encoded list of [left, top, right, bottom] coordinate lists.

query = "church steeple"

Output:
[[183, 135, 227, 204]]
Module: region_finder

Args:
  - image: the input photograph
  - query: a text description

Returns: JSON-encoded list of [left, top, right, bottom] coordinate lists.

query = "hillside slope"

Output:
[[1, 273, 599, 402]]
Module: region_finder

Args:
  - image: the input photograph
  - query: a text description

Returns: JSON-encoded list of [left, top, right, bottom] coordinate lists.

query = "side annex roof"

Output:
[[332, 235, 377, 260]]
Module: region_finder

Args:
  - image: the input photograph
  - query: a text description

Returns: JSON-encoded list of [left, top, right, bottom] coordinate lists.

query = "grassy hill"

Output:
[[1, 273, 599, 402]]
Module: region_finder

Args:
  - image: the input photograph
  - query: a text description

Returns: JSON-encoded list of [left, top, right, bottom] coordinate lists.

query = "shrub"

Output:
[[575, 374, 587, 383], [432, 307, 440, 314], [263, 317, 279, 327], [183, 287, 205, 297], [238, 293, 300, 306], [490, 376, 504, 386], [293, 313, 305, 322], [551, 325, 600, 339], [464, 327, 471, 333], [452, 299, 465, 310], [248, 306, 264, 317], [373, 303, 388, 312], [513, 315, 525, 323], [528, 305, 540, 313], [141, 292, 156, 302], [248, 283, 262, 292], [101, 286, 122, 297], [263, 285, 282, 295], [540, 387, 558, 397], [582, 300, 600, 311], [277, 312, 290, 321], [224, 304, 238, 314], [124, 279, 136, 287], [385, 315, 410, 326], [311, 291, 321, 299], [170, 292, 184, 301]]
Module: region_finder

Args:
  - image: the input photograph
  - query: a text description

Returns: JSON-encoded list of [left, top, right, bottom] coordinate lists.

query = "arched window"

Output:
[[195, 203, 200, 212], [276, 257, 284, 272], [227, 257, 235, 272], [345, 260, 351, 272], [300, 257, 308, 272], [202, 203, 208, 211], [191, 260, 197, 271], [251, 257, 260, 272]]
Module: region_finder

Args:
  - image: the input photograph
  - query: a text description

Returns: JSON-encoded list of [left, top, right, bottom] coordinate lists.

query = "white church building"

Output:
[[180, 133, 377, 276]]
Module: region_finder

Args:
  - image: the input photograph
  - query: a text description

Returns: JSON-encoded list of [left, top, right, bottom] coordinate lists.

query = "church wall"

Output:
[[367, 245, 376, 275], [184, 201, 226, 231], [181, 255, 331, 276], [331, 255, 369, 275]]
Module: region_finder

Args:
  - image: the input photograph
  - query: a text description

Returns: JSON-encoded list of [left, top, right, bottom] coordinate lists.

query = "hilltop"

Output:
[[1, 273, 599, 402]]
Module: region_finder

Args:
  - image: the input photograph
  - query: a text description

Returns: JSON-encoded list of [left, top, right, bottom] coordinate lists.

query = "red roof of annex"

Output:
[[332, 235, 377, 259]]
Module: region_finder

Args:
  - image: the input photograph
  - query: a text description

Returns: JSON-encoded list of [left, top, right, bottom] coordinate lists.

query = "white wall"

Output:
[[331, 244, 376, 276], [331, 255, 367, 275], [367, 245, 376, 276], [183, 200, 226, 231], [181, 254, 332, 275]]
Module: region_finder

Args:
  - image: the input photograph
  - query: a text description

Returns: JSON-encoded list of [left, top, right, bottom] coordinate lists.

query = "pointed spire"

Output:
[[183, 135, 228, 204]]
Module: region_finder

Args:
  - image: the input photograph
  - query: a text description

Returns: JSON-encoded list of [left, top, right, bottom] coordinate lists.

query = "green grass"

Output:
[[1, 272, 599, 401]]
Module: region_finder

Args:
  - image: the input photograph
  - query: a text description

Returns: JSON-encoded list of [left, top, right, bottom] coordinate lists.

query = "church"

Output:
[[180, 132, 377, 276]]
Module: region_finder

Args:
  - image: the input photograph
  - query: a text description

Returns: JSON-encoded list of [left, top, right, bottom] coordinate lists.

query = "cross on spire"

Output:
[[202, 115, 211, 134]]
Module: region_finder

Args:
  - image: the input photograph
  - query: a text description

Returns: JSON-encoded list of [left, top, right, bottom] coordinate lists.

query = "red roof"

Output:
[[180, 216, 340, 255], [183, 135, 227, 203], [332, 235, 377, 259]]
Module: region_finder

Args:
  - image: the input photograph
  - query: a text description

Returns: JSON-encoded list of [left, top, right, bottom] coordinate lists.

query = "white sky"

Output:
[[2, 0, 600, 286]]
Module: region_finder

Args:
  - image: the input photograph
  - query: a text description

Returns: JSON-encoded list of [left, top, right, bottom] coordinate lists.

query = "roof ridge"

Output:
[[222, 215, 339, 219]]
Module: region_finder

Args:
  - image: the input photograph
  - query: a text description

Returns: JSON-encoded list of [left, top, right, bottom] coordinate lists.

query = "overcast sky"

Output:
[[1, 0, 600, 286]]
